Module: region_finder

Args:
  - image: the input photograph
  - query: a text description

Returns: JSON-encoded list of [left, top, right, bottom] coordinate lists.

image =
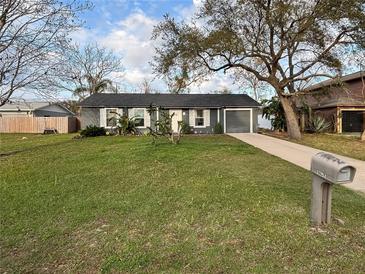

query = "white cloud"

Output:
[[70, 13, 158, 92], [193, 0, 203, 7], [99, 10, 157, 73], [70, 28, 95, 46], [82, 10, 162, 92], [71, 2, 247, 95], [124, 69, 152, 85], [189, 74, 242, 94]]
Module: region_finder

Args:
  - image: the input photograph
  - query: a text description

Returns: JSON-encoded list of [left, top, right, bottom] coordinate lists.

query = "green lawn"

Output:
[[262, 131, 365, 161], [1, 134, 364, 273], [296, 134, 365, 161]]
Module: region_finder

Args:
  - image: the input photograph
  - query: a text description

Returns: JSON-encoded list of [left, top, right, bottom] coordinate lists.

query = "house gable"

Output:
[[297, 71, 365, 109], [34, 104, 74, 117]]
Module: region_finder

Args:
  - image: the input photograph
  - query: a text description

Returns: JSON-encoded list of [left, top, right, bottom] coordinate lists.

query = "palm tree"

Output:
[[74, 76, 115, 99]]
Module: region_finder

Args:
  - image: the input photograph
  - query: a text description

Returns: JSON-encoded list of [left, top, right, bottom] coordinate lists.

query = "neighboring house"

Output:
[[79, 93, 261, 133], [296, 71, 365, 133], [0, 101, 74, 117]]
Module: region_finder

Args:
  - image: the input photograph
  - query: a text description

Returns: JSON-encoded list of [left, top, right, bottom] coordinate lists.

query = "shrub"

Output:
[[180, 121, 192, 134], [147, 110, 184, 144], [308, 115, 331, 133], [116, 115, 138, 135], [214, 122, 223, 134], [261, 97, 286, 131], [80, 125, 106, 137]]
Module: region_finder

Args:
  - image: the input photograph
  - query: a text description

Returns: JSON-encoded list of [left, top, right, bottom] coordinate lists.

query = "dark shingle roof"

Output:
[[79, 93, 261, 108], [306, 71, 364, 91]]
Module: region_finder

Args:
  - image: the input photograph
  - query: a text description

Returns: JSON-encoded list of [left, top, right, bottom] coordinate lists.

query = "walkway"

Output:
[[229, 133, 365, 193]]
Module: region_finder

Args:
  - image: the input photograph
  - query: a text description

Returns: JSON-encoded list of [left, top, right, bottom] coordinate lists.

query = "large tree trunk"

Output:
[[279, 95, 302, 140]]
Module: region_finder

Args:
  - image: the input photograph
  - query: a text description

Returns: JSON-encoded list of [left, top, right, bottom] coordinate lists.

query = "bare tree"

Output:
[[44, 43, 124, 100], [212, 86, 232, 94], [152, 0, 365, 139], [139, 78, 155, 94], [0, 0, 91, 106], [237, 71, 273, 101]]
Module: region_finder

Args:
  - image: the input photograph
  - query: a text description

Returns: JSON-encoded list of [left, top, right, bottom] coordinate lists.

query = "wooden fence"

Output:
[[0, 116, 78, 133]]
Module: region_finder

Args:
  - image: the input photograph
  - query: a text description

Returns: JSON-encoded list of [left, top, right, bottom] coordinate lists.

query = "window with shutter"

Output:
[[195, 109, 204, 127]]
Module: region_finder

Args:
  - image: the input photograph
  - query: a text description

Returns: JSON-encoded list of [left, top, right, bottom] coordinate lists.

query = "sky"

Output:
[[14, 0, 363, 101], [68, 0, 245, 96]]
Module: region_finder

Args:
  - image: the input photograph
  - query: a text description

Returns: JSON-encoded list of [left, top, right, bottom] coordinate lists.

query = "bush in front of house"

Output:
[[116, 114, 138, 135], [180, 121, 192, 134], [80, 125, 106, 137], [308, 115, 332, 133], [214, 122, 223, 134], [147, 110, 185, 144]]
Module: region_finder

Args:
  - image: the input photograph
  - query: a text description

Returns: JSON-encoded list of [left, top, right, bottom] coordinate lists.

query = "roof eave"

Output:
[[305, 71, 365, 91], [80, 105, 261, 108]]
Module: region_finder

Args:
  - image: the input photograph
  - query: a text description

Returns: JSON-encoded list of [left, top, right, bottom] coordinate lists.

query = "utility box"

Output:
[[310, 152, 356, 225]]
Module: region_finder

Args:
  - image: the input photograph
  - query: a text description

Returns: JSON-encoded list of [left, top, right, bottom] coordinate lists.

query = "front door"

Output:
[[342, 111, 364, 132], [169, 109, 182, 133]]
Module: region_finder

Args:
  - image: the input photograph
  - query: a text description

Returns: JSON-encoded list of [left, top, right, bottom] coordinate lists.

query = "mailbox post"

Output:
[[310, 152, 356, 225]]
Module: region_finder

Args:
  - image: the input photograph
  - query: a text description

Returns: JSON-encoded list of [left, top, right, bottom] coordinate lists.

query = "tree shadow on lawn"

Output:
[[0, 139, 76, 158]]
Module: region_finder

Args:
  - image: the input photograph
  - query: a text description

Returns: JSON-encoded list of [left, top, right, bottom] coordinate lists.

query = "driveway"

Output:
[[229, 133, 365, 193]]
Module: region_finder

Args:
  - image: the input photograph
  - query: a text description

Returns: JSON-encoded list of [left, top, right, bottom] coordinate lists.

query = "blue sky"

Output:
[[68, 0, 246, 96], [81, 0, 194, 28]]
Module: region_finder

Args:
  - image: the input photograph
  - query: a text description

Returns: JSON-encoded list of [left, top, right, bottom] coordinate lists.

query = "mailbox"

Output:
[[311, 153, 356, 184], [310, 152, 356, 225]]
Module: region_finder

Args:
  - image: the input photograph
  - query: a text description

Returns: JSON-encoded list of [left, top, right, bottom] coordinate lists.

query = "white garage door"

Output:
[[225, 109, 252, 133]]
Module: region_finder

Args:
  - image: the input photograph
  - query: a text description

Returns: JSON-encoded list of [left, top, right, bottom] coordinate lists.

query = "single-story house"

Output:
[[0, 101, 74, 117], [295, 71, 365, 133], [79, 93, 261, 133]]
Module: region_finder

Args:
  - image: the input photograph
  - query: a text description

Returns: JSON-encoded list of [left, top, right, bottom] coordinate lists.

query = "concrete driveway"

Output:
[[229, 133, 365, 193]]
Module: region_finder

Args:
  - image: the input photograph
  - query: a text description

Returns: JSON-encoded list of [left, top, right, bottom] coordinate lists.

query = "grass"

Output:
[[1, 134, 364, 273], [0, 133, 77, 156], [297, 134, 365, 161], [262, 131, 365, 161]]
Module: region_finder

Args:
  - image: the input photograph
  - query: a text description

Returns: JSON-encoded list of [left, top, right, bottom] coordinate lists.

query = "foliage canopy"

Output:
[[152, 0, 365, 139]]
